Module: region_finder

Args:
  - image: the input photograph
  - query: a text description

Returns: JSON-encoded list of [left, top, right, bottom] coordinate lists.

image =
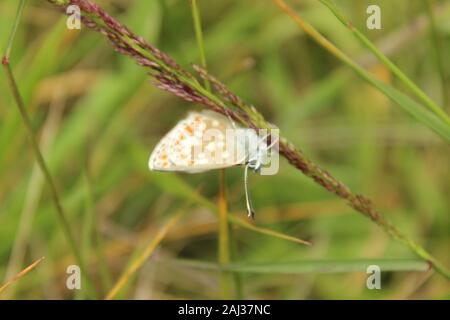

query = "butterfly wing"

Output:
[[149, 111, 246, 173]]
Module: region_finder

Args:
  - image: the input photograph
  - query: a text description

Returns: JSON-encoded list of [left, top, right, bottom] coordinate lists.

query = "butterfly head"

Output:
[[239, 128, 272, 174], [247, 156, 263, 172]]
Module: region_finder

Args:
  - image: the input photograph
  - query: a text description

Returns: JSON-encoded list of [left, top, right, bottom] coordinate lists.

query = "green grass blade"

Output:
[[318, 0, 450, 124], [273, 0, 450, 142], [424, 0, 449, 108], [171, 258, 430, 274]]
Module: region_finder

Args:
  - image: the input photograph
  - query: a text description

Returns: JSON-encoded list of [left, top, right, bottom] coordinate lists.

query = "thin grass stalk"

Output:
[[0, 257, 45, 296], [2, 0, 97, 297], [317, 0, 450, 124], [79, 132, 112, 295], [3, 0, 26, 60], [44, 0, 449, 279], [228, 227, 244, 299], [3, 92, 64, 299], [190, 0, 235, 298], [83, 164, 113, 293], [423, 0, 449, 108], [171, 258, 432, 274], [153, 174, 310, 245], [272, 0, 450, 141], [79, 171, 95, 294], [190, 0, 211, 91], [2, 62, 99, 298], [93, 221, 113, 293], [273, 0, 450, 279], [217, 170, 233, 299], [105, 212, 183, 300]]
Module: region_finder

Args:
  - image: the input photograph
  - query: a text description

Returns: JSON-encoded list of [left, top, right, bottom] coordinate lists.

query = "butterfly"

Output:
[[148, 110, 277, 219]]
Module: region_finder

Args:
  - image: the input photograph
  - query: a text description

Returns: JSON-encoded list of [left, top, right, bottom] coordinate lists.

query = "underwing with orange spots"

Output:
[[148, 110, 266, 173]]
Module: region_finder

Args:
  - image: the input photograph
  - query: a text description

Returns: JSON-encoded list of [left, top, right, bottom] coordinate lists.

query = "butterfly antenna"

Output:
[[266, 134, 279, 150], [258, 132, 278, 150], [244, 163, 255, 219]]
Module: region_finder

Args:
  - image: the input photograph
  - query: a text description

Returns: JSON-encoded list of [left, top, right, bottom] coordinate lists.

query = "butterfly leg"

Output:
[[244, 163, 256, 219]]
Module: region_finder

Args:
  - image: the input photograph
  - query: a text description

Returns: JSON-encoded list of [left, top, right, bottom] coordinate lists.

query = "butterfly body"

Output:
[[148, 110, 275, 219]]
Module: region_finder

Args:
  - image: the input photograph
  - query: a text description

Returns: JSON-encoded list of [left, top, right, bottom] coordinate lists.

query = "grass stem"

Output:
[[217, 170, 233, 299], [272, 0, 450, 141], [171, 258, 432, 274], [2, 61, 97, 297], [273, 0, 450, 279], [3, 0, 26, 62], [190, 0, 235, 298], [83, 167, 113, 294], [318, 0, 450, 123], [3, 92, 64, 299], [2, 0, 96, 298], [190, 0, 211, 91], [105, 212, 183, 300], [423, 0, 449, 108], [0, 257, 45, 296]]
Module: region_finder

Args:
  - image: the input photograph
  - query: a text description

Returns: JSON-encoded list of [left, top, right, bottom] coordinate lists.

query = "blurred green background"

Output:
[[0, 0, 449, 299]]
